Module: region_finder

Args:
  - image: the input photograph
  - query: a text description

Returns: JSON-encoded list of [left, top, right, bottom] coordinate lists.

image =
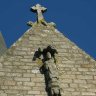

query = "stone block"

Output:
[[9, 86, 31, 90], [77, 75, 93, 80], [5, 90, 19, 94], [6, 73, 22, 77], [0, 72, 5, 76], [82, 92, 95, 95], [74, 80, 87, 84], [4, 81, 16, 85], [28, 91, 40, 94], [23, 82, 35, 86], [19, 66, 33, 69], [23, 73, 35, 77], [14, 77, 30, 82]]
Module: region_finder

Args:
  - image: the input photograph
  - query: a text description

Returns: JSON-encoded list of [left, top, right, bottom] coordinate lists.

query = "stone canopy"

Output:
[[0, 4, 96, 96]]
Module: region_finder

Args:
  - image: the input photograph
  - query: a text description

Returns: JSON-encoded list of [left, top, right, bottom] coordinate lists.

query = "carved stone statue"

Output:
[[33, 45, 61, 96]]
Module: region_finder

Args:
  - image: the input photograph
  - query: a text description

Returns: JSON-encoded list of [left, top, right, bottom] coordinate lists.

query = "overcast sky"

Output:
[[0, 0, 96, 59]]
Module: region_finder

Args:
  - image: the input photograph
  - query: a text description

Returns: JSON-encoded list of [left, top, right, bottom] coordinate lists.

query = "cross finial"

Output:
[[31, 4, 47, 23]]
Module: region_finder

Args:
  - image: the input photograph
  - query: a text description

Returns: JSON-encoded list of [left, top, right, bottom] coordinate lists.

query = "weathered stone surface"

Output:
[[0, 4, 96, 96], [0, 91, 7, 96], [0, 23, 95, 96]]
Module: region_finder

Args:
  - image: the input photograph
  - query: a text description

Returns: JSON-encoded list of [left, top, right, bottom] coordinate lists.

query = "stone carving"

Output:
[[27, 4, 56, 27], [33, 45, 61, 96], [27, 21, 34, 27], [48, 22, 56, 27], [31, 4, 47, 23]]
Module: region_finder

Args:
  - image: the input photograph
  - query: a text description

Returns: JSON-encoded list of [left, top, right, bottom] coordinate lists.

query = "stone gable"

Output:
[[0, 23, 96, 96]]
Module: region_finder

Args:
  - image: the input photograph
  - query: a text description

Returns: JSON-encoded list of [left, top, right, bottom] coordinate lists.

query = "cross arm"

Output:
[[42, 7, 47, 12], [31, 6, 37, 12]]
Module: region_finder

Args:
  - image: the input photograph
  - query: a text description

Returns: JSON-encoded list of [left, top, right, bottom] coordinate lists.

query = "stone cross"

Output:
[[31, 4, 47, 23]]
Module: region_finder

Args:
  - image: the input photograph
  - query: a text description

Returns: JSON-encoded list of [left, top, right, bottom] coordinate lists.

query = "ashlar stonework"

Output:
[[0, 4, 96, 96]]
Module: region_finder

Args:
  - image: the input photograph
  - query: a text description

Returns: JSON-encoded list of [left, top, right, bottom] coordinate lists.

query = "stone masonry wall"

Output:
[[0, 24, 96, 96]]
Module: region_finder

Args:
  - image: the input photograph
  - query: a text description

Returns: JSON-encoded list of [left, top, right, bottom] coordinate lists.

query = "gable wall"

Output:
[[0, 25, 96, 96]]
